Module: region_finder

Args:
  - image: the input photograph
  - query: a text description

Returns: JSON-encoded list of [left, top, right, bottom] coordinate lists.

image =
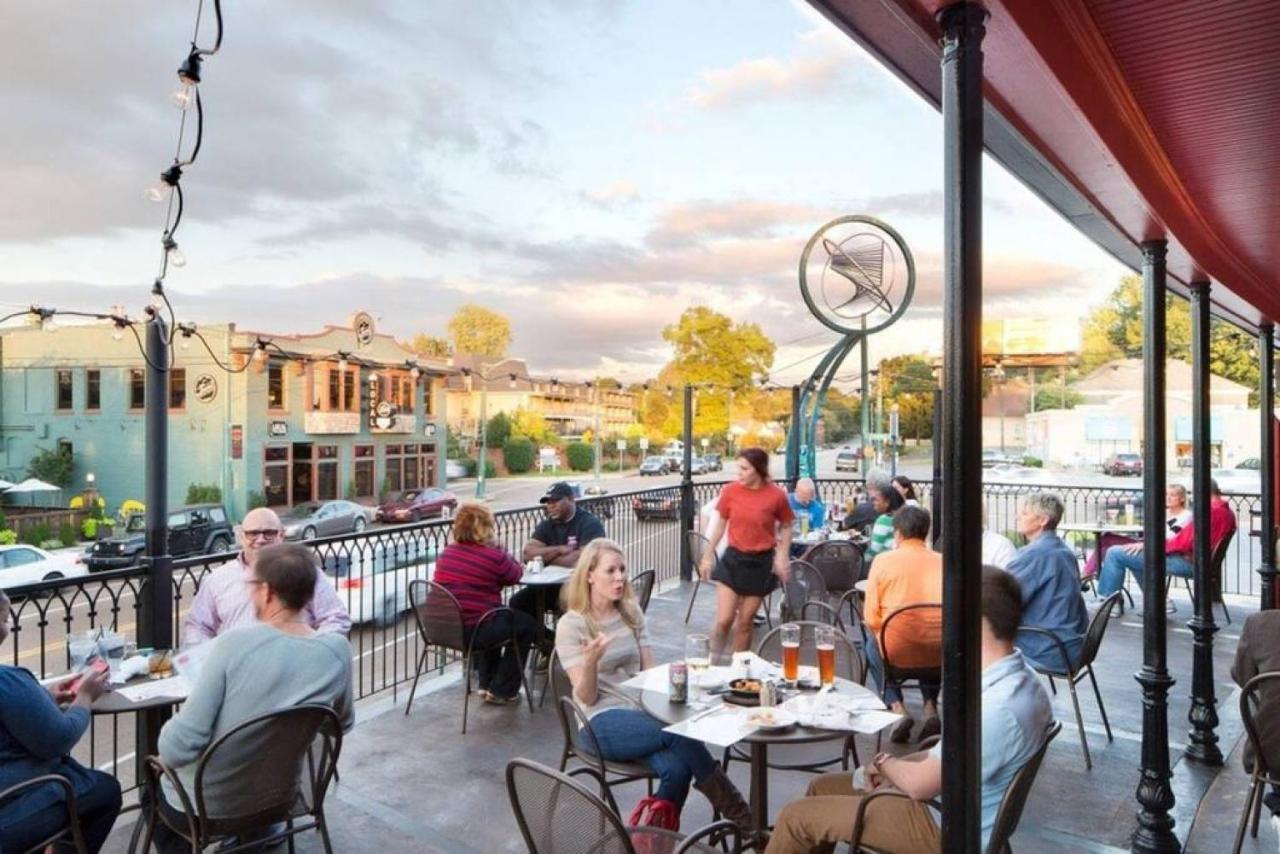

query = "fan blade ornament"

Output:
[[792, 216, 915, 478]]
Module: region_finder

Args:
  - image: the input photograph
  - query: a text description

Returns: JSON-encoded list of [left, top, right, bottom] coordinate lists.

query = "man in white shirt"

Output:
[[982, 507, 1017, 570]]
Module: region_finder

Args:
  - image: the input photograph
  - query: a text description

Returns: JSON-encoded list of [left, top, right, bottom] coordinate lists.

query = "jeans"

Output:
[[466, 610, 537, 699], [1, 769, 121, 854], [1098, 548, 1194, 596], [862, 632, 939, 708], [583, 708, 717, 806]]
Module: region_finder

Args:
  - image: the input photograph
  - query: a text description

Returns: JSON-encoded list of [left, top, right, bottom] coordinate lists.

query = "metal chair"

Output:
[[0, 774, 87, 854], [876, 603, 943, 708], [777, 560, 828, 624], [506, 758, 740, 854], [1166, 527, 1235, 625], [548, 650, 657, 799], [803, 539, 864, 595], [404, 579, 534, 733], [1233, 671, 1280, 853], [631, 569, 656, 613], [850, 721, 1061, 853], [139, 703, 342, 854], [685, 531, 717, 623], [1017, 592, 1121, 770]]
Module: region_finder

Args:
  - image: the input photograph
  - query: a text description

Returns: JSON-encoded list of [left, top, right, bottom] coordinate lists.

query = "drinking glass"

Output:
[[815, 624, 836, 687], [685, 634, 711, 700], [100, 631, 125, 683], [68, 631, 98, 671], [780, 623, 800, 685]]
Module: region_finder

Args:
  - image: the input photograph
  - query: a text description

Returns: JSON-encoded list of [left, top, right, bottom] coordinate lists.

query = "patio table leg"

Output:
[[749, 742, 769, 835]]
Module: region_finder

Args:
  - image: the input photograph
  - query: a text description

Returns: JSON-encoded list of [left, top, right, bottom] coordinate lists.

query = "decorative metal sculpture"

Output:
[[793, 215, 915, 478]]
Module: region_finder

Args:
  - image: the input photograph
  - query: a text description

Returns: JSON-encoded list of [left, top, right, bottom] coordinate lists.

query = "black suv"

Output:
[[85, 503, 236, 572]]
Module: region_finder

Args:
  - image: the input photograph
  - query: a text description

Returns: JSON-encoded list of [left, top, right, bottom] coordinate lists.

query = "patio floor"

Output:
[[106, 581, 1276, 853]]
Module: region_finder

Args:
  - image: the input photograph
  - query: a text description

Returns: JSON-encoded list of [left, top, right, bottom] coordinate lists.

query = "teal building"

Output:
[[0, 312, 451, 520]]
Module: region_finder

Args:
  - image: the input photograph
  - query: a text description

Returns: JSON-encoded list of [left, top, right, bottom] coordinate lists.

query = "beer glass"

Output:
[[780, 623, 800, 685], [816, 624, 836, 687]]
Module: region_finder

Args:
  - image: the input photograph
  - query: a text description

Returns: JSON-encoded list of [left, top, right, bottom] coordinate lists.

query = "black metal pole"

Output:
[[138, 311, 174, 764], [938, 5, 985, 851], [787, 385, 802, 484], [679, 384, 694, 582], [1133, 239, 1179, 853], [1185, 281, 1221, 766], [931, 385, 943, 549], [1260, 324, 1276, 611]]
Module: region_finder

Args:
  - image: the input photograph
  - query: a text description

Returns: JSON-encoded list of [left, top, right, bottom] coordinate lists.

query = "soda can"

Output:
[[669, 661, 689, 704]]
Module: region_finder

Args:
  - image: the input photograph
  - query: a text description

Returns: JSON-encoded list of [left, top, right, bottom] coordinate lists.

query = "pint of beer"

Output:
[[781, 623, 800, 684], [816, 625, 836, 686]]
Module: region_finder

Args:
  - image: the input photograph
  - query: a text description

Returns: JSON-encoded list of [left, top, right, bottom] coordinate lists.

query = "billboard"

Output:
[[982, 318, 1079, 356]]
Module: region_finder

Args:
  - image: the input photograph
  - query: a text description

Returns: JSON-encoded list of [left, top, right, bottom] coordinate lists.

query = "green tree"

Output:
[[27, 446, 73, 488], [1033, 387, 1082, 411], [660, 307, 775, 438], [876, 354, 937, 443], [407, 333, 453, 358], [448, 305, 512, 359], [484, 412, 512, 448]]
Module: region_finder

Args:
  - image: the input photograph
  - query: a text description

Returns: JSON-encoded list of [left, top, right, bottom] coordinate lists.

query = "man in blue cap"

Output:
[[512, 482, 607, 633]]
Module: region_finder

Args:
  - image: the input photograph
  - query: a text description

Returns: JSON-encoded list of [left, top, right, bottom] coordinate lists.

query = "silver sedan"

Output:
[[282, 500, 369, 541]]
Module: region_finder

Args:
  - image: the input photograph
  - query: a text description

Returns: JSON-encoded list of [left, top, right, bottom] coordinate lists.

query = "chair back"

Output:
[[0, 774, 87, 854], [805, 540, 864, 590], [1240, 671, 1280, 778], [631, 569, 656, 613], [409, 579, 467, 653], [687, 530, 715, 571], [1208, 525, 1236, 598], [878, 603, 943, 683], [1079, 592, 1123, 667], [506, 757, 632, 854], [779, 560, 827, 623], [986, 721, 1061, 853], [757, 619, 865, 685], [192, 704, 342, 829]]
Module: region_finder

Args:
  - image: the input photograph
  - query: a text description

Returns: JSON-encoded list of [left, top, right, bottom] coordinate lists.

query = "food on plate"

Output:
[[747, 709, 778, 726], [729, 678, 762, 695]]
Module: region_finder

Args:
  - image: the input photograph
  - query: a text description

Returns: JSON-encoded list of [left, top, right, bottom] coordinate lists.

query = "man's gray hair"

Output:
[[1022, 492, 1065, 530], [864, 470, 892, 495]]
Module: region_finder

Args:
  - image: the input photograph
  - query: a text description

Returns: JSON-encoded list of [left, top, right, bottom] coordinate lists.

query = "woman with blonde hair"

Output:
[[556, 539, 751, 836], [434, 502, 536, 704]]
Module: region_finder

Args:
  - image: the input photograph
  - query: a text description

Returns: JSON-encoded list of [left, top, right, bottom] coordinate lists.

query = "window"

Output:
[[319, 364, 359, 412], [385, 445, 404, 493], [328, 369, 341, 410], [394, 374, 414, 412], [342, 368, 356, 411], [404, 444, 420, 490], [86, 369, 101, 412], [169, 368, 186, 410], [264, 446, 290, 506], [423, 379, 434, 415], [317, 445, 339, 500], [55, 369, 73, 411], [129, 369, 145, 410], [209, 507, 227, 524], [2, 548, 42, 569], [267, 360, 285, 410], [167, 512, 186, 529], [354, 445, 375, 499]]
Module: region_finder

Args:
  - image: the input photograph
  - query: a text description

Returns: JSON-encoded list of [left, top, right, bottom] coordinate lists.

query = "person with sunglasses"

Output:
[[183, 508, 351, 645]]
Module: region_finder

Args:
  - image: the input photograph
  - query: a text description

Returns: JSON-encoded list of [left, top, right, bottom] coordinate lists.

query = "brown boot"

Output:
[[695, 767, 753, 832]]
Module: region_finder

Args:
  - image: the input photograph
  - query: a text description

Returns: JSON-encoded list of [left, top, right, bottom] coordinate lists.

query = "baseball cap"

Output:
[[540, 482, 576, 503]]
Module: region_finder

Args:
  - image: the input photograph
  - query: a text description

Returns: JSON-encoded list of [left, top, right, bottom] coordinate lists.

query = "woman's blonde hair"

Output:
[[452, 502, 495, 544], [560, 538, 643, 634]]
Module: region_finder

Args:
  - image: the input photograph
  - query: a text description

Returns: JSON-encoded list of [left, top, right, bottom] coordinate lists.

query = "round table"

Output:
[[519, 566, 572, 651], [639, 683, 871, 834], [92, 679, 188, 715]]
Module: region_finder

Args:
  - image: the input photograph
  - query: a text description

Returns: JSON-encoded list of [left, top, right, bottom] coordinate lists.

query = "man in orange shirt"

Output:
[[862, 505, 942, 743]]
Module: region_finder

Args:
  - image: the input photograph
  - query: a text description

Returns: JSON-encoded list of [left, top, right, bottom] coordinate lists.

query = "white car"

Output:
[[445, 459, 467, 480], [0, 545, 89, 592], [322, 538, 439, 626], [1212, 457, 1261, 495]]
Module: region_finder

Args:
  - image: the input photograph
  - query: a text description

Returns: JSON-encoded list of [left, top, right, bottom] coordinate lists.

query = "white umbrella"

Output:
[[5, 477, 62, 506]]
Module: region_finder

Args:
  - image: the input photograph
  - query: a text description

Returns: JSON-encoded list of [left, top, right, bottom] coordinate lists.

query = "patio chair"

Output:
[[1017, 592, 1121, 770], [506, 758, 741, 854], [631, 569, 656, 613], [404, 579, 534, 733], [803, 539, 864, 595], [548, 650, 656, 798], [1233, 671, 1280, 853], [850, 721, 1061, 853], [777, 560, 829, 624], [877, 603, 943, 712], [723, 620, 864, 775], [1165, 527, 1235, 625], [0, 774, 87, 853], [685, 531, 717, 623], [139, 704, 342, 854]]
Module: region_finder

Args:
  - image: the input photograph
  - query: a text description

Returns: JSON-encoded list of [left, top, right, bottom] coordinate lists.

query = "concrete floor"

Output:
[[106, 581, 1276, 853]]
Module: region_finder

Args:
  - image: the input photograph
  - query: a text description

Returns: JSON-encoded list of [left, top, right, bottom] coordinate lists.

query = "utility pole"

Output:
[[474, 366, 489, 499], [592, 381, 602, 486]]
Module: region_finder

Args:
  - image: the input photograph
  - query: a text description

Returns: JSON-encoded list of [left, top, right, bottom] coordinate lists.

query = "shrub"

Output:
[[87, 500, 107, 521], [503, 437, 536, 474], [82, 518, 98, 540], [246, 491, 268, 511], [566, 442, 594, 472], [118, 499, 145, 523], [1020, 455, 1043, 468], [59, 522, 77, 545], [185, 483, 222, 504], [0, 530, 16, 545], [39, 539, 64, 550], [462, 457, 496, 478], [21, 523, 52, 547], [344, 479, 358, 500], [484, 412, 512, 449], [27, 446, 74, 488]]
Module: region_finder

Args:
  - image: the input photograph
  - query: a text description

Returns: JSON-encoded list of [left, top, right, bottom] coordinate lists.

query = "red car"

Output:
[[375, 487, 458, 523]]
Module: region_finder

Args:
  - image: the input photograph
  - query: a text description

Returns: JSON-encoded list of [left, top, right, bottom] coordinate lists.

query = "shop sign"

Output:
[[230, 425, 243, 460], [269, 421, 289, 437]]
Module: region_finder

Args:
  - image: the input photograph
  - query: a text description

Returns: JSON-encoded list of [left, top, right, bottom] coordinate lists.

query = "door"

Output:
[[291, 443, 314, 504], [166, 512, 192, 555], [184, 509, 210, 556]]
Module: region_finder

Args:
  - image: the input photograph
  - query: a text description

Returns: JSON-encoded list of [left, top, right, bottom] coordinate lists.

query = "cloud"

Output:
[[689, 55, 845, 110], [647, 200, 832, 247], [582, 180, 641, 207]]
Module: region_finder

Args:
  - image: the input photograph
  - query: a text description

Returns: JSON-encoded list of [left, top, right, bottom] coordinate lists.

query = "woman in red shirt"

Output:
[[698, 448, 794, 658]]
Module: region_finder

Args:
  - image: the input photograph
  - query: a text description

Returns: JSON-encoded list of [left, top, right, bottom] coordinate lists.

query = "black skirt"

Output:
[[713, 546, 778, 597]]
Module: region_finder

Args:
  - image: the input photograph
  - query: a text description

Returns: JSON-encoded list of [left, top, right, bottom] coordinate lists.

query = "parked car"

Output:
[[984, 463, 1041, 493], [639, 456, 672, 476], [375, 488, 458, 524], [445, 459, 467, 480], [282, 500, 369, 541], [663, 453, 684, 474], [703, 453, 723, 472], [1213, 457, 1261, 494], [688, 457, 710, 475], [1104, 452, 1144, 477], [85, 504, 236, 572], [323, 538, 438, 626], [633, 491, 680, 521], [566, 482, 615, 521], [0, 545, 89, 592], [835, 447, 861, 473]]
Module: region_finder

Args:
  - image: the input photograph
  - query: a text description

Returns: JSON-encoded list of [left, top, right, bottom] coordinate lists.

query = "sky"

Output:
[[0, 0, 1128, 386]]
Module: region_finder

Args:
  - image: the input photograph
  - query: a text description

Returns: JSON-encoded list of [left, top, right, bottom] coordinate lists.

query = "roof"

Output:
[[809, 0, 1280, 330], [1074, 357, 1251, 395]]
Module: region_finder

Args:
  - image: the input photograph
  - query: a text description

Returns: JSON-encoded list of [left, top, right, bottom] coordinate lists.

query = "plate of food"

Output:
[[728, 678, 763, 700], [744, 707, 797, 730]]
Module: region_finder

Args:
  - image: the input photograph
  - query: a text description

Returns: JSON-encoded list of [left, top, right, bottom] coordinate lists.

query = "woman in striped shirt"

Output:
[[864, 482, 906, 561], [433, 503, 536, 704]]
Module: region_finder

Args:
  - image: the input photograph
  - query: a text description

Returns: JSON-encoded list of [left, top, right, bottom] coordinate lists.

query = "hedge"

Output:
[[463, 457, 497, 478], [503, 437, 536, 474], [566, 442, 594, 472]]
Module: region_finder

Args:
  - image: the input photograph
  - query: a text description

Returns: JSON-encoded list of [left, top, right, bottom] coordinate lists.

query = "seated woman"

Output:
[[152, 543, 354, 852], [863, 482, 906, 561], [1081, 484, 1192, 582], [556, 539, 751, 834], [0, 590, 121, 853], [891, 475, 920, 507], [433, 501, 537, 704]]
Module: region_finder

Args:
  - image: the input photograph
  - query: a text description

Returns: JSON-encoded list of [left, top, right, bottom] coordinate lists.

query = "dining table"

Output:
[[1057, 521, 1144, 576], [519, 565, 572, 652]]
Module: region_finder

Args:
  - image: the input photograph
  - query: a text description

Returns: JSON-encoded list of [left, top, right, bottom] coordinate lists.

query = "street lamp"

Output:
[[991, 360, 1007, 455]]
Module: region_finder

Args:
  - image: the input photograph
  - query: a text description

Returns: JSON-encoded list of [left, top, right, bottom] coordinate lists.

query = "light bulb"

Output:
[[42, 317, 58, 333], [166, 244, 186, 268], [145, 184, 169, 203], [111, 326, 125, 342], [337, 358, 348, 372], [180, 336, 191, 350], [410, 367, 420, 380], [170, 88, 194, 111]]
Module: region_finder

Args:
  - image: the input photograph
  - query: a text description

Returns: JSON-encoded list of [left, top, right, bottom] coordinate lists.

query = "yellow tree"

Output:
[[448, 305, 512, 358], [407, 333, 452, 358], [661, 307, 774, 439]]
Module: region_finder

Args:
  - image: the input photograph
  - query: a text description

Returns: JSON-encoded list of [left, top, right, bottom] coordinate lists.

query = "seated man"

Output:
[[183, 508, 351, 645], [862, 506, 942, 744], [1231, 607, 1280, 835], [511, 482, 606, 621], [981, 507, 1017, 570], [766, 566, 1055, 854], [788, 478, 826, 557], [1097, 479, 1236, 597], [1007, 492, 1089, 672]]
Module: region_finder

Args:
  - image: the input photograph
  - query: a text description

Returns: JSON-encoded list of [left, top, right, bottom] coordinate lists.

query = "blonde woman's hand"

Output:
[[582, 633, 611, 668]]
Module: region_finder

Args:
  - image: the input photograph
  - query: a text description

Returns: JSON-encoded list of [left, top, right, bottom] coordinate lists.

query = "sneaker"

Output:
[[890, 715, 915, 744], [483, 691, 522, 706], [918, 715, 941, 741]]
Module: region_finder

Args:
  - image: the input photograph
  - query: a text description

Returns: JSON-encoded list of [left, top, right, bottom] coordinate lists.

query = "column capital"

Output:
[[937, 3, 988, 41], [1188, 279, 1211, 298], [1140, 239, 1168, 262], [1261, 321, 1275, 335]]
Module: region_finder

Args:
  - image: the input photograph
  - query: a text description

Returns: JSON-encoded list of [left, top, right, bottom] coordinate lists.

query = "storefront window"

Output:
[[317, 444, 339, 500], [264, 445, 289, 506], [354, 444, 375, 499]]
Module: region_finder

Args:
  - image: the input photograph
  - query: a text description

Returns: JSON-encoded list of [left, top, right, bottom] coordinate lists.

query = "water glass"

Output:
[[68, 631, 98, 671], [100, 631, 125, 682], [685, 634, 711, 698]]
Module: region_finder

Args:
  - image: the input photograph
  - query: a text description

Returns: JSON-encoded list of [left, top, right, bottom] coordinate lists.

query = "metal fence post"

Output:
[[680, 384, 694, 581], [1259, 323, 1276, 611]]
